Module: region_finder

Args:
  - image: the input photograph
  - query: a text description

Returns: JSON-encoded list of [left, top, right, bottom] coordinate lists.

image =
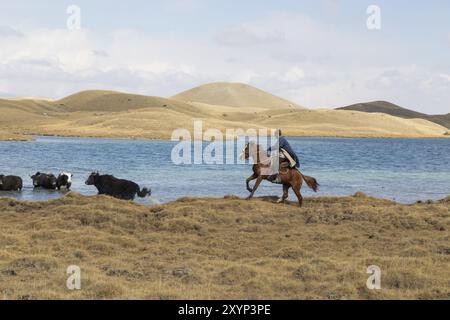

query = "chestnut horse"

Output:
[[240, 141, 319, 207]]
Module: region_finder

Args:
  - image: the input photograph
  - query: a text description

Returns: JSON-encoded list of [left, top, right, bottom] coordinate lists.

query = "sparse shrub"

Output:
[[172, 266, 192, 278], [224, 194, 240, 200], [353, 192, 367, 198], [293, 265, 314, 281], [217, 266, 256, 285], [275, 247, 307, 260], [384, 271, 430, 290], [9, 256, 57, 272]]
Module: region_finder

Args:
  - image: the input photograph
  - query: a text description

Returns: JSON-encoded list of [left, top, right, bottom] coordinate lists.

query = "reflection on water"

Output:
[[0, 136, 448, 204]]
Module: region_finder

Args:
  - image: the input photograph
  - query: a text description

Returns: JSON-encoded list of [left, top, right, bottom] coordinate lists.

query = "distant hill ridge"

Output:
[[172, 82, 303, 109], [338, 101, 450, 129], [55, 90, 193, 112], [0, 84, 448, 140]]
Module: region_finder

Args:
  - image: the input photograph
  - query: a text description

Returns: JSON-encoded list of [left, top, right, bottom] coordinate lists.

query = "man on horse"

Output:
[[267, 129, 300, 184], [240, 134, 318, 206]]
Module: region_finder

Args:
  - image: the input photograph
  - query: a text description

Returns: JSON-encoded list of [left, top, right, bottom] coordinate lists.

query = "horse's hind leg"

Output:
[[291, 180, 303, 207], [277, 184, 289, 203]]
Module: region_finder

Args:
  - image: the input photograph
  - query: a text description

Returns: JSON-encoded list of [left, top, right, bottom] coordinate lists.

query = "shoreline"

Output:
[[0, 133, 34, 142], [1, 132, 450, 142], [0, 191, 449, 206]]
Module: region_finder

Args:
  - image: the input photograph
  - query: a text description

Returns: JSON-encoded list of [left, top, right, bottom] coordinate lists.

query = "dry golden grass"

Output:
[[0, 84, 449, 140], [257, 109, 449, 138], [172, 82, 304, 109], [0, 131, 31, 141], [0, 192, 448, 300]]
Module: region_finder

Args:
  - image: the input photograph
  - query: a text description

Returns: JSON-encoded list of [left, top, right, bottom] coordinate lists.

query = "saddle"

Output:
[[265, 149, 297, 177], [279, 160, 291, 174], [279, 148, 297, 168]]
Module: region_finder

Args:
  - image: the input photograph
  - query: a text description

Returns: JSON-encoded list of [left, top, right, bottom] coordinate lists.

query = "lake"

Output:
[[0, 136, 449, 204]]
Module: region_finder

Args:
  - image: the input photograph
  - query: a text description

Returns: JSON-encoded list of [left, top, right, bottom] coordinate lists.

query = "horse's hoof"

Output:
[[277, 198, 284, 203], [246, 196, 252, 200]]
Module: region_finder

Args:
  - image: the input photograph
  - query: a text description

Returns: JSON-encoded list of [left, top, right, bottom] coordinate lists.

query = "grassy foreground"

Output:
[[0, 192, 448, 300]]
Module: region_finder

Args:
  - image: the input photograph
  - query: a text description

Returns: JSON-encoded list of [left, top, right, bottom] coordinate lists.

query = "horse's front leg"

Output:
[[246, 173, 257, 192], [246, 176, 263, 200], [277, 184, 290, 203]]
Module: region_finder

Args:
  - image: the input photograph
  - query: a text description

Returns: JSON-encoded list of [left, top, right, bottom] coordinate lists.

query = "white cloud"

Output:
[[230, 69, 259, 83], [439, 73, 450, 82], [0, 27, 209, 97], [0, 25, 23, 37], [162, 0, 206, 13], [282, 67, 306, 82], [215, 25, 286, 46], [271, 66, 450, 114], [0, 11, 449, 115]]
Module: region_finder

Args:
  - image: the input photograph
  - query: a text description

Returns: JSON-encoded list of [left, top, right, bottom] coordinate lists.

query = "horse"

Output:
[[240, 141, 319, 207]]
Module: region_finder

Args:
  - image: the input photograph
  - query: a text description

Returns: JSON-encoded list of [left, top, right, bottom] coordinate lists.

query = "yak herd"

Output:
[[0, 172, 151, 201]]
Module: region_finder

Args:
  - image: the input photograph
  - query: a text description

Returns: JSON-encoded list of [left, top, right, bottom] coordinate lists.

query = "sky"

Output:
[[0, 0, 449, 114]]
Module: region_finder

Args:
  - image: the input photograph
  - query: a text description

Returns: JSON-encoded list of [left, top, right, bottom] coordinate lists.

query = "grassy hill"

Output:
[[338, 101, 450, 130], [0, 192, 448, 299], [172, 82, 303, 109], [56, 90, 196, 113], [0, 85, 448, 140]]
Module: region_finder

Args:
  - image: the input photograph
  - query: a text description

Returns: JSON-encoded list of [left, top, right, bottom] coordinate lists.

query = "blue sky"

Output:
[[0, 0, 449, 113]]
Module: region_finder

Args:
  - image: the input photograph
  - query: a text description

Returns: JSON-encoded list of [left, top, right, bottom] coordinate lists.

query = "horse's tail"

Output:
[[137, 187, 151, 198], [300, 172, 319, 192]]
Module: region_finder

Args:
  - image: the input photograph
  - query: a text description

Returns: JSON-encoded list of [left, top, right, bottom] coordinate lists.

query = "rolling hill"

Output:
[[56, 90, 196, 113], [0, 84, 448, 140], [338, 101, 450, 129], [172, 82, 303, 109]]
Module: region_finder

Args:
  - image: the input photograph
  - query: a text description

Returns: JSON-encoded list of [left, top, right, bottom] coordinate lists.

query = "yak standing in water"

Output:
[[56, 172, 73, 190], [31, 172, 57, 190], [85, 172, 151, 200], [0, 175, 23, 191]]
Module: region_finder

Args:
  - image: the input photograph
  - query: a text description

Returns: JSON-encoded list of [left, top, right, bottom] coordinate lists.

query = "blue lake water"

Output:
[[0, 136, 449, 204]]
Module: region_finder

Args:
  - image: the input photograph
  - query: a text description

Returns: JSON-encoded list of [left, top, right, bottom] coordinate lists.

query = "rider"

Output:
[[267, 129, 300, 183]]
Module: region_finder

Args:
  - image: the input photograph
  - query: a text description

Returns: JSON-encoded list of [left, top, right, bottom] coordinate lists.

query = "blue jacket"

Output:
[[268, 136, 300, 168]]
